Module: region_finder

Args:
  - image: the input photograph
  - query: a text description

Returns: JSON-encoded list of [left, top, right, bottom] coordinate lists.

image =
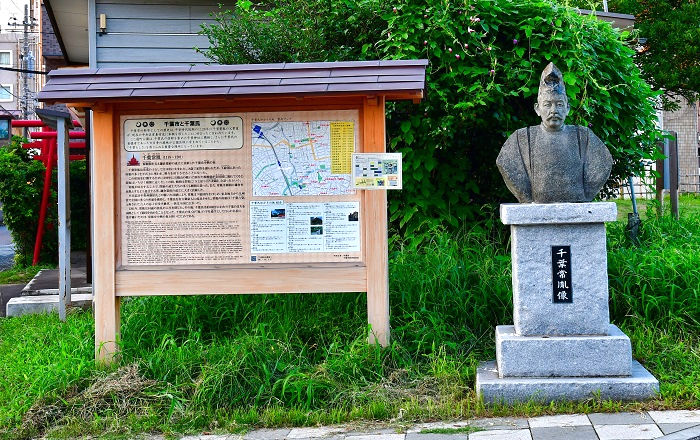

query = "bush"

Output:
[[200, 0, 661, 238], [381, 0, 661, 233], [0, 136, 88, 265], [198, 0, 387, 64]]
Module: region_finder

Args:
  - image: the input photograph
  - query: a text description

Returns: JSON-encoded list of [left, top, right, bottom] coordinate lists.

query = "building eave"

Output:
[[43, 0, 89, 66]]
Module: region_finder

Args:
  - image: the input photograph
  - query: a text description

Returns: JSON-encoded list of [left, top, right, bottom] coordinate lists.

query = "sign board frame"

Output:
[[89, 94, 395, 362]]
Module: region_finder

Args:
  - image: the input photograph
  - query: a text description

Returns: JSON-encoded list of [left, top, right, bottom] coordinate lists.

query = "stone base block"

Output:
[[496, 324, 632, 378], [6, 293, 93, 317], [501, 202, 617, 336], [476, 360, 659, 404]]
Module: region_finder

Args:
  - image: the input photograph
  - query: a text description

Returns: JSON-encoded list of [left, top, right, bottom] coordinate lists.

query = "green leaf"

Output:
[[563, 72, 576, 85]]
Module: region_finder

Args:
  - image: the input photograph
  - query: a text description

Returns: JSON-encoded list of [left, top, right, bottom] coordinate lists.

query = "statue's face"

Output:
[[535, 92, 569, 131]]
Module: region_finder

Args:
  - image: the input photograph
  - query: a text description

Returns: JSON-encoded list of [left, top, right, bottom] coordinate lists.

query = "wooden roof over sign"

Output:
[[38, 60, 428, 103]]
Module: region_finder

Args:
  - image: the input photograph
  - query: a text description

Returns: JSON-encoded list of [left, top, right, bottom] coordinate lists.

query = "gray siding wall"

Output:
[[95, 0, 235, 67]]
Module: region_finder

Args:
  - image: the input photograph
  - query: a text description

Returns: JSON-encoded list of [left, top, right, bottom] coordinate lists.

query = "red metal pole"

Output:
[[30, 131, 86, 139], [32, 131, 56, 265], [12, 119, 82, 128], [14, 117, 86, 265]]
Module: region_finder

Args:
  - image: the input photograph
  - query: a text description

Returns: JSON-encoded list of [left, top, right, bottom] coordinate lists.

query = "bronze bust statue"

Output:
[[496, 63, 613, 203]]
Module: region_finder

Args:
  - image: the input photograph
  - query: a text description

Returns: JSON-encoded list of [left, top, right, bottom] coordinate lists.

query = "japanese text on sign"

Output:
[[330, 121, 355, 174], [121, 148, 248, 266], [250, 201, 360, 255], [124, 117, 243, 151], [551, 245, 573, 303]]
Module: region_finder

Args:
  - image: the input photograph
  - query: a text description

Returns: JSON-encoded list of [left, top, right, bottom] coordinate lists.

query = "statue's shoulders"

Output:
[[504, 126, 537, 143], [561, 124, 582, 134], [506, 126, 529, 138], [565, 124, 597, 134], [568, 125, 605, 145]]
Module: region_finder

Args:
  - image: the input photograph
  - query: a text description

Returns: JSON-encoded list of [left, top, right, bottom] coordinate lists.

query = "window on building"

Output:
[[0, 51, 12, 67], [0, 84, 13, 102]]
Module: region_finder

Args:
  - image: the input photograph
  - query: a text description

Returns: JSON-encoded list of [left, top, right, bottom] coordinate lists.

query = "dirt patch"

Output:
[[20, 364, 161, 438], [378, 368, 442, 403], [72, 363, 158, 419]]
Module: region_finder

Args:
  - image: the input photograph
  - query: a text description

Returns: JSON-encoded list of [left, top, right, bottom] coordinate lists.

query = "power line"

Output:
[[0, 66, 48, 75], [0, 103, 18, 117], [5, 4, 39, 123], [4, 30, 57, 35], [0, 83, 21, 100]]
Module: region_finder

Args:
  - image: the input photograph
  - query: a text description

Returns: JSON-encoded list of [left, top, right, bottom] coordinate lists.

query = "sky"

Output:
[[0, 0, 29, 34]]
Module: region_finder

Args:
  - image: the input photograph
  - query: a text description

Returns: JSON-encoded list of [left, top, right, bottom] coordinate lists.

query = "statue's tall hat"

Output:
[[538, 62, 566, 97]]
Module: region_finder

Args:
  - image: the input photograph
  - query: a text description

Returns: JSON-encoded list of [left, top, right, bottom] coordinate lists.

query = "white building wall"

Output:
[[0, 33, 21, 117]]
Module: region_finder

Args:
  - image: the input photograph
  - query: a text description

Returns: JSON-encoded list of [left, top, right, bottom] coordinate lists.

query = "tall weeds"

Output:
[[1, 211, 698, 437]]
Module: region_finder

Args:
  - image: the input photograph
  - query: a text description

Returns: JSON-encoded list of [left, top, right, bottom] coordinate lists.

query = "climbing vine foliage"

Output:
[[200, 0, 662, 237]]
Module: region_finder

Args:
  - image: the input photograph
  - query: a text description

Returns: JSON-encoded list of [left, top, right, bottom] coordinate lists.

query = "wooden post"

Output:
[[57, 116, 72, 320], [362, 96, 390, 346], [92, 106, 120, 363], [85, 109, 93, 285]]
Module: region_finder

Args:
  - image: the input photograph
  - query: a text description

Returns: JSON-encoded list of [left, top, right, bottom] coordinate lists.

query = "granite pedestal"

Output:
[[476, 202, 659, 403]]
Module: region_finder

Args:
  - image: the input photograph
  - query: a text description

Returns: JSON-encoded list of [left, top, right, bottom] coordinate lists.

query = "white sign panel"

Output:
[[250, 201, 360, 255], [352, 153, 403, 189], [124, 116, 244, 151]]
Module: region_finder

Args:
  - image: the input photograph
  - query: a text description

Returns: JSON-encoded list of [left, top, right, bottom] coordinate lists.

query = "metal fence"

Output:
[[618, 163, 658, 200], [618, 173, 700, 201]]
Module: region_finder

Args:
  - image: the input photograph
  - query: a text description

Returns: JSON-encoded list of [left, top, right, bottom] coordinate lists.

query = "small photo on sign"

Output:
[[383, 160, 398, 174], [311, 226, 323, 235], [310, 216, 323, 225], [348, 211, 359, 222], [271, 209, 286, 219]]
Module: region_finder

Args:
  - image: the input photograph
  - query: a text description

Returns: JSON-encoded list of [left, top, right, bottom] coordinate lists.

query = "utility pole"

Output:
[[7, 3, 38, 127]]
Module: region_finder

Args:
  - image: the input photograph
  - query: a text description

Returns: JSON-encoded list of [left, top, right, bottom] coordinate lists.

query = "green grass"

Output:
[[1, 210, 699, 439], [421, 426, 483, 434], [0, 263, 52, 285]]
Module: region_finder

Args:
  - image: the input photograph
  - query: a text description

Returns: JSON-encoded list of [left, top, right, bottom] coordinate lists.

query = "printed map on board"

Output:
[[251, 120, 354, 196]]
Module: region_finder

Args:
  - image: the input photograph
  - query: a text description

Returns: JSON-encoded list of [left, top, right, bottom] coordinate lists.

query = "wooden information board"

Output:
[[37, 60, 426, 363]]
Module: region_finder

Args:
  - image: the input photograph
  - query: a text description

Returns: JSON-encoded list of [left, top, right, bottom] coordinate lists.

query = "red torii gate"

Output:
[[10, 119, 86, 265]]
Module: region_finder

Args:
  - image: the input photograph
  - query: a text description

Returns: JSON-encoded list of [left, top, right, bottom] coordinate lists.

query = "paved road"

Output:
[[0, 225, 15, 271], [142, 411, 700, 440]]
